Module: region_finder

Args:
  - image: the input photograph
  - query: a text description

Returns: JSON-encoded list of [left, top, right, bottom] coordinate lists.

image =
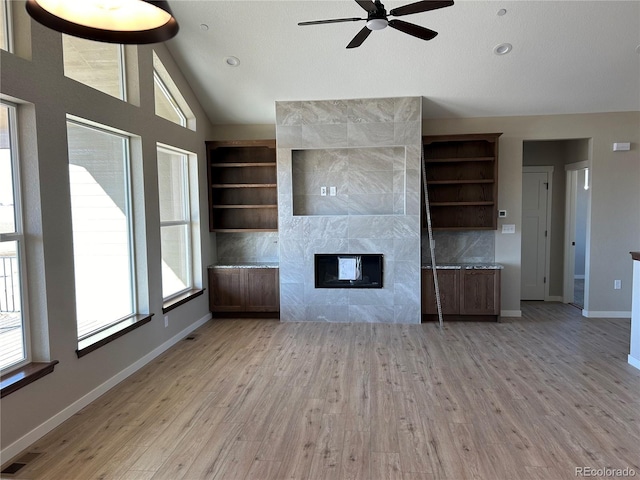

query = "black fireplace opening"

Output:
[[314, 254, 383, 289]]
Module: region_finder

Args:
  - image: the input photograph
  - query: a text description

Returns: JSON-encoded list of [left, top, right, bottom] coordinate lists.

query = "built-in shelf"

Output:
[[206, 140, 278, 232], [422, 133, 502, 230]]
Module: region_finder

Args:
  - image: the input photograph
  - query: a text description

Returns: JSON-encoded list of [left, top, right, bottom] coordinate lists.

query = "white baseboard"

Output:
[[582, 310, 631, 319], [574, 275, 585, 280], [0, 313, 212, 464], [628, 355, 640, 371], [545, 296, 563, 302], [500, 310, 522, 317]]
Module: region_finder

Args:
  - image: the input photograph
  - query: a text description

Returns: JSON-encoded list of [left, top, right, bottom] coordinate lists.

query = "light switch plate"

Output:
[[329, 186, 336, 196], [502, 224, 516, 234]]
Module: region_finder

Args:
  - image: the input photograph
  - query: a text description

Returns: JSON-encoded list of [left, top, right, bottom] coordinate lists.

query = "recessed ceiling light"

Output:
[[200, 24, 209, 31], [497, 8, 507, 16], [493, 43, 512, 55], [225, 56, 240, 67]]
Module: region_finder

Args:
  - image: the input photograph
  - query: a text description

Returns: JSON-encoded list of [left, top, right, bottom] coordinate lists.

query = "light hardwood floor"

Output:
[[3, 302, 640, 480]]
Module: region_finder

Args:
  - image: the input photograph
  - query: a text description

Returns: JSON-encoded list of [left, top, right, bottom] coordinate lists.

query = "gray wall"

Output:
[[1, 16, 214, 456]]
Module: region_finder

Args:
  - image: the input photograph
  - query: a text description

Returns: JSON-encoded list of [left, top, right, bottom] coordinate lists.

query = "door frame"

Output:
[[522, 166, 554, 301], [563, 160, 590, 308]]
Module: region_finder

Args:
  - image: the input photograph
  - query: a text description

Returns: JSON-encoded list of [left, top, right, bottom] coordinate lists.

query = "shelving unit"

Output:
[[206, 139, 277, 232], [422, 133, 502, 230]]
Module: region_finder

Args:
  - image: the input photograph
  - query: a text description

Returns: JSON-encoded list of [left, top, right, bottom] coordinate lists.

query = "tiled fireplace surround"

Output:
[[275, 97, 422, 323]]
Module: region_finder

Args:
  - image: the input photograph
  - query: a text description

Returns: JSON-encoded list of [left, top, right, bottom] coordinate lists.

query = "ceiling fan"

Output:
[[298, 0, 454, 49]]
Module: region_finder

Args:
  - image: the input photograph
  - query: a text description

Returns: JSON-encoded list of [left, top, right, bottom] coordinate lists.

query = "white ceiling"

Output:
[[165, 0, 640, 125]]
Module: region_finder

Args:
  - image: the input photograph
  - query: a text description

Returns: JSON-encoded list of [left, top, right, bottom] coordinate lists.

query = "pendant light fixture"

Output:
[[25, 0, 179, 44]]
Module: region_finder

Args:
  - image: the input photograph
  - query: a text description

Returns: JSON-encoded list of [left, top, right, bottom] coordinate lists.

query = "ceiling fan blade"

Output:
[[389, 0, 454, 17], [388, 19, 438, 41], [346, 26, 373, 48], [298, 17, 364, 26], [355, 0, 378, 12]]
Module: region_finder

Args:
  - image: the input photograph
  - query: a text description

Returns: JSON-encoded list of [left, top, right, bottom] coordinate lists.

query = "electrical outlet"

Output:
[[614, 280, 621, 290], [320, 186, 327, 196], [164, 315, 169, 327]]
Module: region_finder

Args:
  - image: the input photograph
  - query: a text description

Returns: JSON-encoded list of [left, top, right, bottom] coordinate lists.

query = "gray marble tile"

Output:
[[393, 282, 421, 306], [295, 195, 349, 216], [347, 98, 395, 123], [394, 121, 422, 146], [404, 190, 420, 216], [281, 282, 304, 305], [301, 100, 348, 125], [279, 215, 304, 238], [348, 194, 394, 215], [394, 97, 421, 123], [393, 304, 421, 324], [304, 216, 349, 239], [279, 259, 305, 284], [348, 288, 393, 306], [394, 216, 420, 239], [347, 122, 395, 147], [275, 101, 303, 126], [292, 171, 348, 197], [280, 304, 307, 322], [393, 261, 420, 285], [304, 285, 349, 305], [276, 125, 302, 147], [393, 237, 418, 262], [405, 169, 421, 195], [405, 145, 421, 171], [292, 148, 348, 173], [347, 238, 393, 257], [305, 238, 350, 258], [279, 236, 305, 264], [348, 216, 395, 239], [393, 192, 405, 216], [348, 171, 393, 195], [348, 147, 400, 171], [302, 124, 348, 148], [422, 230, 495, 263], [348, 304, 395, 323], [306, 305, 349, 323]]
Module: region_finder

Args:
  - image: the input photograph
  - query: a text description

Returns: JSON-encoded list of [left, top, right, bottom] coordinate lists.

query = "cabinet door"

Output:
[[459, 270, 500, 315], [421, 269, 460, 314], [209, 268, 245, 312], [245, 268, 280, 312]]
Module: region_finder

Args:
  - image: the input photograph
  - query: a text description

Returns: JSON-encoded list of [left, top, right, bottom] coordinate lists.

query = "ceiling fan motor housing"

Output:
[[366, 1, 388, 30]]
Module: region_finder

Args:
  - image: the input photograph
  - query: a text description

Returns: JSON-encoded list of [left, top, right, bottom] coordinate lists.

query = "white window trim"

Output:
[[2, 0, 14, 53], [67, 118, 138, 341], [153, 71, 186, 127], [157, 144, 194, 301], [0, 100, 31, 372]]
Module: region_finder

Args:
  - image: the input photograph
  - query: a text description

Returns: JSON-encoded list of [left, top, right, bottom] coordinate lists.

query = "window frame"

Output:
[[66, 118, 138, 342], [0, 100, 31, 373], [153, 71, 187, 127], [157, 144, 194, 302], [1, 0, 13, 53]]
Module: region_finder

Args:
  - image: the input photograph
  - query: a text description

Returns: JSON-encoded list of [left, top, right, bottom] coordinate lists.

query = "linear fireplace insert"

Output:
[[314, 254, 383, 289]]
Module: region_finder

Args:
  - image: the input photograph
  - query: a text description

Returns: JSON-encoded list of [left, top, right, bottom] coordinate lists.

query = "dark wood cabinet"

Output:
[[206, 140, 277, 232], [209, 267, 279, 313], [421, 269, 460, 315], [459, 269, 500, 316], [421, 268, 500, 320], [422, 133, 501, 230]]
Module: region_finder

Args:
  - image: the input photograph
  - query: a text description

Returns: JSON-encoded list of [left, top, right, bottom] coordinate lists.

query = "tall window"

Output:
[[153, 52, 194, 129], [63, 35, 125, 99], [67, 120, 135, 339], [0, 102, 29, 371], [0, 0, 11, 52], [157, 146, 193, 300]]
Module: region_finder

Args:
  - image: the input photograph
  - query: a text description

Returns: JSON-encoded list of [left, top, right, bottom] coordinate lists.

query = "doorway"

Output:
[[564, 162, 590, 309]]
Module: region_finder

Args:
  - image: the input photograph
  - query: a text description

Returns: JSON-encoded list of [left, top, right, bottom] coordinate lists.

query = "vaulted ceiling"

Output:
[[165, 1, 640, 125]]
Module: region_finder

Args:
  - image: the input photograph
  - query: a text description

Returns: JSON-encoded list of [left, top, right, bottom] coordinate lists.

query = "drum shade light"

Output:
[[25, 0, 179, 44]]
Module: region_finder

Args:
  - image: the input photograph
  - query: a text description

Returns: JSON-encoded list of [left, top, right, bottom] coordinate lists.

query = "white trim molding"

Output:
[[582, 310, 631, 319], [501, 310, 522, 318], [628, 355, 640, 371]]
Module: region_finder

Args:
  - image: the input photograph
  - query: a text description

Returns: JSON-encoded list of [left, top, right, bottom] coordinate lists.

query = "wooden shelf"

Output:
[[206, 140, 278, 232], [422, 133, 501, 230]]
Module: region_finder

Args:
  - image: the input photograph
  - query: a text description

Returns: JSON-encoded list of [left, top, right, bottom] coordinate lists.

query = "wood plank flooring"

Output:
[[3, 302, 640, 480]]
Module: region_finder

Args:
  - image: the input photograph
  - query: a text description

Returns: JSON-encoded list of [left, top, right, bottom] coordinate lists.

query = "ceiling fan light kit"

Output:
[[25, 0, 179, 44], [299, 0, 454, 49]]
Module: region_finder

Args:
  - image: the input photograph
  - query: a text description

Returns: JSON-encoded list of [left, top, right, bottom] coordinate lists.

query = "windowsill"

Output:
[[76, 313, 154, 358], [1, 361, 59, 398], [162, 288, 205, 314]]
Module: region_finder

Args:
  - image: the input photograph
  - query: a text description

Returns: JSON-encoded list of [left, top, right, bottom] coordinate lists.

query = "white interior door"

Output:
[[521, 169, 550, 300]]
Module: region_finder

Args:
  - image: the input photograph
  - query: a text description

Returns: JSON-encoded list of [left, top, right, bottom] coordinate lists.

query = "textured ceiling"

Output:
[[165, 0, 640, 125]]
